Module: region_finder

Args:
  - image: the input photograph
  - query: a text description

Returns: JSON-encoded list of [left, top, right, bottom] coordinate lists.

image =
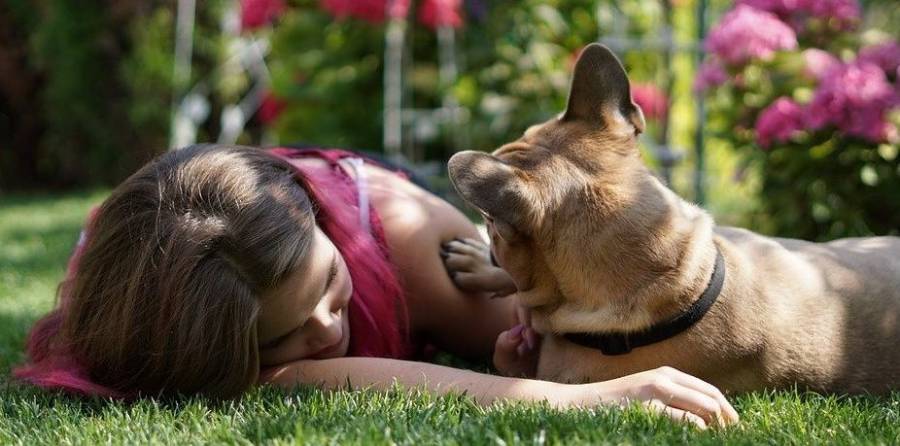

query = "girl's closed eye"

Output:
[[261, 251, 340, 351], [324, 255, 338, 293], [260, 327, 294, 350]]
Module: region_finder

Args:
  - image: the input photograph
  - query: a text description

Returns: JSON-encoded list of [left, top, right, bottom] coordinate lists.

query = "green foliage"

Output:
[[449, 2, 598, 154], [264, 1, 682, 163], [30, 0, 124, 186], [752, 137, 900, 239], [269, 7, 386, 149], [1, 1, 233, 191], [120, 8, 177, 154]]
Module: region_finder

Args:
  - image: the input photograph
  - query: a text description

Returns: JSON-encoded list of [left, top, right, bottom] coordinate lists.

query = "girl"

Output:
[[16, 144, 737, 428]]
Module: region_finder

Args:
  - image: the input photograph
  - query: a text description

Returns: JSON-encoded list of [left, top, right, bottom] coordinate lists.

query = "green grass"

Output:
[[2, 191, 900, 445]]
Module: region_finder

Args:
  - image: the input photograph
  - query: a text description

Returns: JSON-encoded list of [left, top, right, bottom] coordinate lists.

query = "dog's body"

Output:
[[535, 196, 900, 394], [448, 44, 900, 394]]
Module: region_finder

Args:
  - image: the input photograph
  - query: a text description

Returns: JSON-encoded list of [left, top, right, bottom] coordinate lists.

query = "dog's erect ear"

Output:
[[562, 43, 645, 135], [448, 151, 531, 241]]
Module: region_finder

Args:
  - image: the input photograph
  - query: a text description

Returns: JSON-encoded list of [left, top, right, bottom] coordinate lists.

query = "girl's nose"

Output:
[[306, 305, 342, 350]]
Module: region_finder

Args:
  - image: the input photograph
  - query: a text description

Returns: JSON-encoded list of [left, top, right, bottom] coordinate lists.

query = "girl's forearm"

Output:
[[263, 356, 572, 406], [262, 358, 740, 429]]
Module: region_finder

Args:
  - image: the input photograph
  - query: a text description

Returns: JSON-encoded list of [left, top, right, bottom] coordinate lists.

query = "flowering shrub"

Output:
[[754, 97, 805, 148], [806, 61, 897, 143], [698, 0, 899, 240], [737, 0, 860, 33], [705, 5, 798, 66]]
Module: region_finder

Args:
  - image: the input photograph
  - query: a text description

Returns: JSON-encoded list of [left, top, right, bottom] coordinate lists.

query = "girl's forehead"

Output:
[[257, 227, 332, 342]]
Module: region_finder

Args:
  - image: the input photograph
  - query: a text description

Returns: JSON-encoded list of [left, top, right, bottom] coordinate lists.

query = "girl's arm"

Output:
[[362, 163, 519, 359], [263, 358, 739, 429]]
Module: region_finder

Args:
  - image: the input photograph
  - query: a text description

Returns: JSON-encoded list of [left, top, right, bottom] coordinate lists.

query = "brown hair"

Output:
[[60, 144, 315, 398]]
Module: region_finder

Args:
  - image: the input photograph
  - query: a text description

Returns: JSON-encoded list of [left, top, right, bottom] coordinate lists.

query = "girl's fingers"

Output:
[[658, 367, 739, 425], [522, 327, 539, 350], [651, 380, 727, 427], [494, 326, 523, 357], [493, 328, 518, 376], [494, 325, 538, 378], [645, 399, 708, 430]]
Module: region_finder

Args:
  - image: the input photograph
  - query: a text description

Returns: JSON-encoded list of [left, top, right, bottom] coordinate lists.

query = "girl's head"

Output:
[[38, 144, 327, 398], [18, 144, 409, 399]]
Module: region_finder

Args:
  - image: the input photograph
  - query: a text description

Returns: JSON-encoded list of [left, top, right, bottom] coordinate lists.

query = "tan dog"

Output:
[[447, 44, 900, 394]]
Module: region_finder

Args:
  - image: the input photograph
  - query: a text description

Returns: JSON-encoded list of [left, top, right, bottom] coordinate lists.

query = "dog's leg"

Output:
[[441, 238, 517, 297]]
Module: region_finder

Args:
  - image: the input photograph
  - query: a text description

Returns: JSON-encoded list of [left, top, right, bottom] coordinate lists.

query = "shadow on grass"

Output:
[[0, 308, 39, 374], [0, 222, 82, 277]]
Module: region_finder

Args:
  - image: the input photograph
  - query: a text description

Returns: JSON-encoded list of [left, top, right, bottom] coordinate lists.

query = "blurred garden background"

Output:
[[1, 0, 897, 239], [2, 1, 900, 443]]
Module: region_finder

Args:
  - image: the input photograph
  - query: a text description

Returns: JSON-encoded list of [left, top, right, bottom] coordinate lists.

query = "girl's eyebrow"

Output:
[[261, 250, 339, 350]]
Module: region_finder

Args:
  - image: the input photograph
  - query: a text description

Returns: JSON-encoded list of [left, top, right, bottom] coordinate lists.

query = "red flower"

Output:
[[320, 0, 410, 23], [240, 0, 286, 32], [258, 92, 287, 125], [418, 0, 464, 29], [631, 83, 669, 122]]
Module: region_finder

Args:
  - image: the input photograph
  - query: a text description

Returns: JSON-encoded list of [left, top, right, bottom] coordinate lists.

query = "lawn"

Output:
[[1, 191, 899, 445]]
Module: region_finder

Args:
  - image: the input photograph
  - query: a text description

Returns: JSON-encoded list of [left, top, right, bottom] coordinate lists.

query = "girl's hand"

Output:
[[564, 366, 740, 429], [494, 305, 540, 377], [494, 324, 540, 378]]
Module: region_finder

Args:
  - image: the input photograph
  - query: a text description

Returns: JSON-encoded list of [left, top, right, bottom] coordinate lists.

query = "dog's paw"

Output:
[[441, 238, 516, 296]]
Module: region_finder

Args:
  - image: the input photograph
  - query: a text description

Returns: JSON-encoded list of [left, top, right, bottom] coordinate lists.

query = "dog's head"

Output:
[[449, 44, 675, 334]]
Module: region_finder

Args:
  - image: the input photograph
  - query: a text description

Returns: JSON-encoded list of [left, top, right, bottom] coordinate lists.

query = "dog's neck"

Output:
[[548, 171, 719, 333]]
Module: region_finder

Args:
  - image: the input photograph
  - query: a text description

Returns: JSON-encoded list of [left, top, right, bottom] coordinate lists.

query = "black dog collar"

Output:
[[563, 246, 726, 356]]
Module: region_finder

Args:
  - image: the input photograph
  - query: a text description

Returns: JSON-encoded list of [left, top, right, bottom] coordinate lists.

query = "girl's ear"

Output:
[[447, 151, 531, 241]]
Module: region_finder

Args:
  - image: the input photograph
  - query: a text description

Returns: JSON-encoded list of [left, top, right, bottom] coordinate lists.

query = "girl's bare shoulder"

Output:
[[349, 161, 475, 243]]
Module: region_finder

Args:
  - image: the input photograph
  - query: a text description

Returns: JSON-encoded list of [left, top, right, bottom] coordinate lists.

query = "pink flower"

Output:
[[805, 0, 860, 30], [419, 0, 464, 29], [737, 0, 860, 31], [258, 92, 287, 125], [320, 0, 410, 23], [630, 83, 669, 122], [802, 48, 841, 80], [693, 59, 729, 92], [755, 97, 806, 148], [706, 5, 798, 66], [857, 40, 900, 76], [807, 61, 899, 143], [240, 0, 286, 31]]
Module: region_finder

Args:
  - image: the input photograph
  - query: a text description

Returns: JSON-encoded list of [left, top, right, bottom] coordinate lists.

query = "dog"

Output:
[[446, 43, 900, 394]]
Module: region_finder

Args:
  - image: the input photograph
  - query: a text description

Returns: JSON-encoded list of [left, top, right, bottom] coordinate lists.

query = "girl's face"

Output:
[[257, 226, 353, 366]]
